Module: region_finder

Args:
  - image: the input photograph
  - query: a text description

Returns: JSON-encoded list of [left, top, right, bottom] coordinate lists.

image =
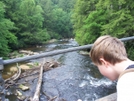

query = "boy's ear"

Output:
[[99, 58, 108, 66]]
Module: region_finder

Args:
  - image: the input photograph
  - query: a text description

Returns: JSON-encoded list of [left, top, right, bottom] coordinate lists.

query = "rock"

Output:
[[47, 39, 57, 43], [19, 64, 31, 70], [19, 50, 39, 55], [19, 84, 29, 91], [7, 72, 12, 75], [17, 95, 26, 100], [95, 93, 117, 101], [10, 67, 18, 72], [77, 99, 82, 101], [79, 51, 89, 55], [9, 64, 31, 73], [16, 89, 27, 100], [16, 90, 22, 96]]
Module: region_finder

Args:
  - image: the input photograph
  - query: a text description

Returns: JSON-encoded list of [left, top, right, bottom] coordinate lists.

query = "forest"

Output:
[[72, 0, 134, 59], [0, 0, 76, 59], [0, 0, 134, 59]]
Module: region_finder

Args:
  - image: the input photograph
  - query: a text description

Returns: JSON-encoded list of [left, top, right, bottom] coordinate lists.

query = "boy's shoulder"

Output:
[[118, 68, 134, 80], [117, 69, 134, 101]]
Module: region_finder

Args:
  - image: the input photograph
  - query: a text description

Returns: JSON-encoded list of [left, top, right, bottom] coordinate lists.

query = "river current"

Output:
[[4, 39, 116, 101]]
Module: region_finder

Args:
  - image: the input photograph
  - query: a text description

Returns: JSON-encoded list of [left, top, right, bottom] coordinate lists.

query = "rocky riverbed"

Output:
[[4, 39, 116, 101]]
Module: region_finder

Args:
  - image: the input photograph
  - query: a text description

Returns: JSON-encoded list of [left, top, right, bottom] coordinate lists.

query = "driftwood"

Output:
[[13, 63, 21, 80], [42, 91, 57, 101], [5, 59, 59, 82], [5, 63, 22, 88], [4, 59, 59, 101], [31, 60, 45, 101], [19, 50, 39, 55]]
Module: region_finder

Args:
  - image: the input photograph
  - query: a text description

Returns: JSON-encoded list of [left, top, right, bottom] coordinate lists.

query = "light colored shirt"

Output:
[[117, 72, 134, 101]]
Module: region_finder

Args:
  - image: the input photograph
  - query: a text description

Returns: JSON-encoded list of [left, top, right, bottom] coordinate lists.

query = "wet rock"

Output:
[[79, 51, 89, 56], [19, 84, 29, 91], [95, 93, 117, 101]]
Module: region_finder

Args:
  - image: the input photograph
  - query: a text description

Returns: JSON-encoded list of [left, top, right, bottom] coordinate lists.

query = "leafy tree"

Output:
[[81, 10, 107, 45], [3, 0, 20, 20], [58, 0, 76, 13], [20, 29, 50, 45], [73, 0, 134, 43], [50, 8, 73, 38], [0, 2, 17, 58], [72, 0, 98, 45], [15, 0, 47, 46], [39, 0, 54, 29], [40, 0, 75, 39], [97, 0, 134, 38], [97, 0, 134, 59], [72, 0, 134, 59], [39, 0, 59, 39], [51, 0, 59, 4], [58, 0, 76, 38]]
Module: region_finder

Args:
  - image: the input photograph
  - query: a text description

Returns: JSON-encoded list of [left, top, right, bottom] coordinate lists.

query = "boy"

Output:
[[90, 35, 134, 101]]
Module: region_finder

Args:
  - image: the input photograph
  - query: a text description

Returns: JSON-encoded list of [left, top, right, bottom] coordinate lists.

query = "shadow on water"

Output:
[[3, 39, 116, 101]]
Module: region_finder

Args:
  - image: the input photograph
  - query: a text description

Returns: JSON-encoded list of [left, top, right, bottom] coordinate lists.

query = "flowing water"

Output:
[[4, 39, 116, 101]]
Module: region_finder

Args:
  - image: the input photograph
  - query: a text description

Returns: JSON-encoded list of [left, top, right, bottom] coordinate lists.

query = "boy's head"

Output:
[[90, 35, 127, 66]]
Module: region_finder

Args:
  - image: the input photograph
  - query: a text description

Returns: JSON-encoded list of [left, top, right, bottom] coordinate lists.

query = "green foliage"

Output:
[[58, 0, 76, 13], [48, 31, 62, 39], [50, 8, 72, 38], [72, 0, 134, 59], [125, 41, 134, 59], [0, 1, 17, 59], [81, 10, 107, 44], [40, 0, 74, 39], [15, 0, 44, 46], [18, 29, 50, 45], [72, 0, 99, 45], [19, 0, 43, 31], [0, 0, 76, 58]]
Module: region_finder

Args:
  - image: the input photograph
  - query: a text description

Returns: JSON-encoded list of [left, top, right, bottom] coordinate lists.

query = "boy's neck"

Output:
[[113, 59, 134, 74]]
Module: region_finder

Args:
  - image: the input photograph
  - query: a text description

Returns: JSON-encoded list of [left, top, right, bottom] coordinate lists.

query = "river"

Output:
[[4, 39, 116, 101]]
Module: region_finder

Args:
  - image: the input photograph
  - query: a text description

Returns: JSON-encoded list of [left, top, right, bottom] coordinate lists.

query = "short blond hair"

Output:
[[90, 35, 127, 65]]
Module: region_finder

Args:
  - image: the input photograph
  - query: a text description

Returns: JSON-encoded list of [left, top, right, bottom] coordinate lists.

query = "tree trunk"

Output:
[[31, 60, 46, 101]]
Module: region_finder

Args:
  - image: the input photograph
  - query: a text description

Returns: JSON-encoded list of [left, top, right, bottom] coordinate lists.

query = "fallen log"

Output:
[[4, 59, 59, 101], [31, 59, 46, 101], [5, 63, 21, 83], [5, 59, 59, 87], [42, 91, 57, 101], [13, 63, 21, 80]]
